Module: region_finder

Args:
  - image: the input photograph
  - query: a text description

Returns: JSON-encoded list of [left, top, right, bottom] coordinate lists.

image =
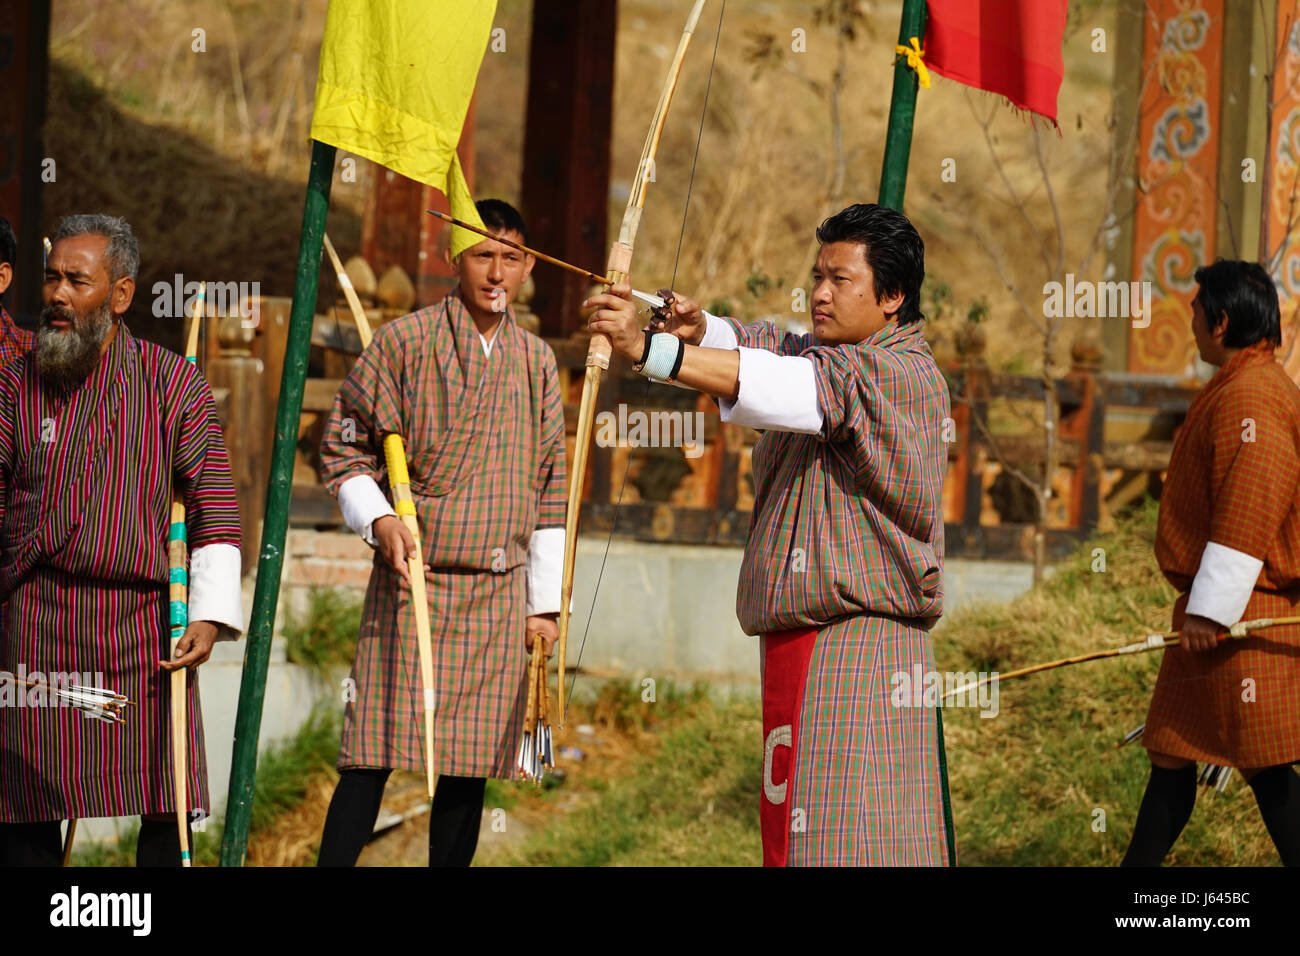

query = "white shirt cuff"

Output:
[[338, 474, 397, 546], [525, 527, 565, 617], [189, 543, 244, 640], [1186, 541, 1263, 628], [717, 347, 824, 433], [700, 311, 739, 350]]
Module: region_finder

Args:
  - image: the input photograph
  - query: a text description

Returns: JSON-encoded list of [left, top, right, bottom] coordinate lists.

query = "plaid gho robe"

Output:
[[0, 306, 35, 370], [1145, 341, 1300, 768], [320, 289, 566, 778], [0, 326, 239, 820], [721, 316, 951, 865], [0, 306, 34, 647]]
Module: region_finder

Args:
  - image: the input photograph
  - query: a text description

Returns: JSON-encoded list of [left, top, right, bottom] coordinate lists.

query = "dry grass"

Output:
[[45, 0, 1121, 370], [937, 499, 1282, 865]]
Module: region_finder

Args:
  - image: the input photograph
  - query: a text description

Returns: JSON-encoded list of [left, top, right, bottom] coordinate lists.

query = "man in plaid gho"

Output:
[[586, 203, 952, 865], [1123, 260, 1300, 867], [316, 200, 566, 867]]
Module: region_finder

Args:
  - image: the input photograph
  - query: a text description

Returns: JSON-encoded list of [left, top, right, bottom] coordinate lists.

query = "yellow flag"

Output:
[[310, 0, 497, 258]]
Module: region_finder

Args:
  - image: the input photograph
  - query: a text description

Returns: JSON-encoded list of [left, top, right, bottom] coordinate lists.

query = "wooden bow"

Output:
[[323, 234, 438, 798], [556, 0, 709, 721], [167, 282, 205, 867]]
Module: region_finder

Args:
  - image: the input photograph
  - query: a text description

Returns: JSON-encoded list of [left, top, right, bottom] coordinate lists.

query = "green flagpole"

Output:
[[219, 139, 336, 866], [878, 0, 927, 211], [876, 0, 957, 867]]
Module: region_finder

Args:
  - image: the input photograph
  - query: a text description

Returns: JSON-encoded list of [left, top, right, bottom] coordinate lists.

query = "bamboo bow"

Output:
[[166, 283, 205, 868], [322, 234, 438, 799], [556, 0, 710, 722]]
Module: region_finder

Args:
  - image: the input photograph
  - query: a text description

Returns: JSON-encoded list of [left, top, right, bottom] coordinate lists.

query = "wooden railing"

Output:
[[210, 299, 1201, 564]]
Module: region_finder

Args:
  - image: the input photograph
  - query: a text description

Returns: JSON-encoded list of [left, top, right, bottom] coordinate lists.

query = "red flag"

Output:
[[923, 0, 1069, 125]]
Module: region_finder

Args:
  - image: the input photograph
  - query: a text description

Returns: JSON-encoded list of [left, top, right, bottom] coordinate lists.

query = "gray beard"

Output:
[[36, 300, 115, 392]]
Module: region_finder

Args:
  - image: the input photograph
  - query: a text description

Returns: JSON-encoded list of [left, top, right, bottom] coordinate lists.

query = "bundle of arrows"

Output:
[[5, 674, 131, 724], [1117, 724, 1234, 792], [516, 638, 554, 783]]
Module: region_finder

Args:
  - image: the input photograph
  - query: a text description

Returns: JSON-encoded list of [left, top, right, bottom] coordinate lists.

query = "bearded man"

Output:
[[586, 202, 952, 866], [316, 199, 566, 867], [0, 214, 243, 867]]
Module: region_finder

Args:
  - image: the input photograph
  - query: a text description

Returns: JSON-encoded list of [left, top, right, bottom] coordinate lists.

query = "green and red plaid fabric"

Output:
[[722, 316, 951, 865], [1147, 342, 1300, 768], [320, 290, 566, 777], [0, 327, 239, 820], [0, 306, 34, 370], [785, 615, 950, 865], [719, 317, 949, 633]]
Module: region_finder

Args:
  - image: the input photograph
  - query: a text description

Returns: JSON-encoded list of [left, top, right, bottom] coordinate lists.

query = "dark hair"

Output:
[[815, 203, 925, 325], [476, 199, 528, 245], [52, 213, 139, 282], [1192, 259, 1281, 349], [0, 215, 15, 269]]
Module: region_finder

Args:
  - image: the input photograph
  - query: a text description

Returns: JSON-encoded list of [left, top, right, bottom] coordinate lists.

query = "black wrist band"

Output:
[[667, 336, 686, 382], [635, 329, 653, 369]]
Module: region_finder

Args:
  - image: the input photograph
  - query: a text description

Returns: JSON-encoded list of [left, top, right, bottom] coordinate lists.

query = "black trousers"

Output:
[[0, 817, 191, 867], [316, 769, 487, 867]]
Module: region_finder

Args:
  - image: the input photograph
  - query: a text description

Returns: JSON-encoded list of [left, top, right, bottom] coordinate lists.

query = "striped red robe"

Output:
[[1145, 341, 1300, 768], [0, 325, 240, 821], [714, 316, 952, 866], [319, 289, 566, 779]]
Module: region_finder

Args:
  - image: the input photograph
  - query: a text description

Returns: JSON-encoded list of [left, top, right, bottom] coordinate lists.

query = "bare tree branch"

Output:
[[968, 87, 1054, 278], [950, 388, 1043, 495], [1032, 123, 1067, 279], [969, 223, 1048, 337]]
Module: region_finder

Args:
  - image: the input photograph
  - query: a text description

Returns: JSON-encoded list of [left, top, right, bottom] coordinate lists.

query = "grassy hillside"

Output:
[[44, 0, 1120, 370]]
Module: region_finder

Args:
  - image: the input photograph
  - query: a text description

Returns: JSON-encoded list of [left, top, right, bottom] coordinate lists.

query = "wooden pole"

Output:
[[61, 819, 76, 866]]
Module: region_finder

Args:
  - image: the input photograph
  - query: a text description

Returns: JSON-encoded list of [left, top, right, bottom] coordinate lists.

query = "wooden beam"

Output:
[[522, 0, 616, 337], [0, 0, 51, 325]]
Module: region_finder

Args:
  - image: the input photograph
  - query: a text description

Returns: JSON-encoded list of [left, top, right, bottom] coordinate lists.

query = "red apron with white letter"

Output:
[[760, 627, 818, 867]]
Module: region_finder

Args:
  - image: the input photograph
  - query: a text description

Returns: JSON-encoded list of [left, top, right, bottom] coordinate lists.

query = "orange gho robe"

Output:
[[1145, 341, 1300, 769]]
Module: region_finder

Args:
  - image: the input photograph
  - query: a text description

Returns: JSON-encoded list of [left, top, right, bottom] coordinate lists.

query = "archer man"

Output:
[[1123, 260, 1300, 867], [316, 199, 567, 867], [0, 214, 243, 866], [587, 202, 952, 866]]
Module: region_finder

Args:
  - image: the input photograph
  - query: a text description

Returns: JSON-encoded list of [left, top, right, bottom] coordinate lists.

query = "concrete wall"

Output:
[[566, 539, 1035, 689]]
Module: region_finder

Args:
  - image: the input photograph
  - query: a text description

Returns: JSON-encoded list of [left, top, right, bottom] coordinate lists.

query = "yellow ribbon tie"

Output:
[[895, 36, 931, 89]]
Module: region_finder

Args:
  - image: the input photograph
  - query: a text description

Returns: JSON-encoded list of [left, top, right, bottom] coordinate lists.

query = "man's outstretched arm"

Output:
[[585, 284, 823, 435]]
